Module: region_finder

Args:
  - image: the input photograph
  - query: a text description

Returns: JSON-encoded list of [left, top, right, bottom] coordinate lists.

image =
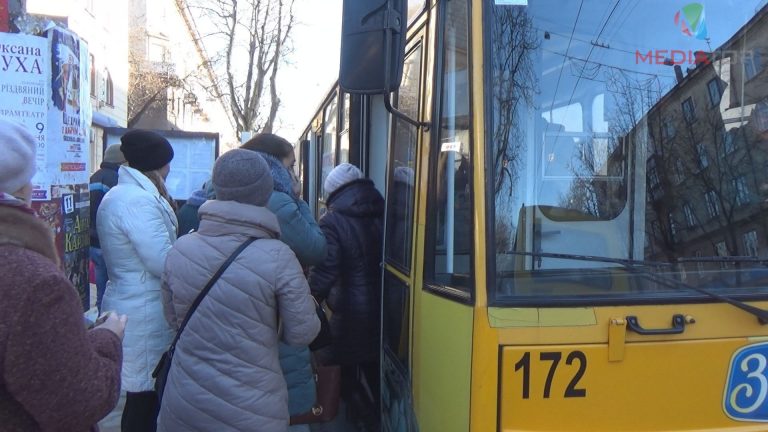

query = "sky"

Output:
[[273, 0, 342, 142]]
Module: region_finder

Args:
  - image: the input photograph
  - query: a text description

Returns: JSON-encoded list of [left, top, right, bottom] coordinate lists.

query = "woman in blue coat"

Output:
[[241, 133, 327, 429]]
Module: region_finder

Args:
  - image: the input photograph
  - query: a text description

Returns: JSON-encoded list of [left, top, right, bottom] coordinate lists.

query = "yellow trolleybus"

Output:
[[297, 0, 768, 430]]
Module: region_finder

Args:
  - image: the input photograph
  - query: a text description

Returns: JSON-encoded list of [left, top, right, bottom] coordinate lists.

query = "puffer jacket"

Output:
[[269, 189, 326, 418], [158, 200, 320, 432], [97, 165, 177, 392], [269, 190, 326, 267], [89, 161, 120, 248], [309, 179, 384, 365], [176, 189, 207, 237]]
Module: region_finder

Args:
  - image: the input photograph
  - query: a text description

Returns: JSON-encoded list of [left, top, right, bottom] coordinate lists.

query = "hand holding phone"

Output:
[[93, 311, 128, 340]]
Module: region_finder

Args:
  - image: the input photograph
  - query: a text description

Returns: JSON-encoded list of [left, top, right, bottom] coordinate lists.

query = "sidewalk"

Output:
[[98, 392, 124, 432], [90, 283, 124, 432]]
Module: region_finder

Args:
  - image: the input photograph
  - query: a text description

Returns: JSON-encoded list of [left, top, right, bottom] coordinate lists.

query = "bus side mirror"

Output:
[[339, 0, 406, 95]]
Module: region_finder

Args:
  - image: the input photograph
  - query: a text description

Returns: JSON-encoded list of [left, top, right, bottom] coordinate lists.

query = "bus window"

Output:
[[486, 0, 768, 304], [320, 94, 338, 204], [407, 0, 425, 23], [386, 44, 422, 272], [427, 0, 473, 295], [340, 93, 350, 164]]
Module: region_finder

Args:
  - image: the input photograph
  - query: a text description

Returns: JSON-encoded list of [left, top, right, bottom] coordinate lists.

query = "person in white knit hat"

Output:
[[323, 162, 364, 198], [310, 162, 384, 431]]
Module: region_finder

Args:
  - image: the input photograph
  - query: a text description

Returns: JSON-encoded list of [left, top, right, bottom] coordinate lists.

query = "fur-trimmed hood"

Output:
[[0, 204, 59, 265]]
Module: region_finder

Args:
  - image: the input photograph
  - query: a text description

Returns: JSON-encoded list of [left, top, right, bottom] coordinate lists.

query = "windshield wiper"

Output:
[[507, 251, 768, 324], [676, 256, 768, 265]]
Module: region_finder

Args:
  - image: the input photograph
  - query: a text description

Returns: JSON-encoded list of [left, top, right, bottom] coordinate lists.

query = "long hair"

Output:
[[142, 169, 177, 211]]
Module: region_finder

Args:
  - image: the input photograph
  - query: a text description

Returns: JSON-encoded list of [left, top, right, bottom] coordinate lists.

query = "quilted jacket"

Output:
[[157, 200, 320, 432], [309, 179, 384, 366], [97, 165, 177, 392]]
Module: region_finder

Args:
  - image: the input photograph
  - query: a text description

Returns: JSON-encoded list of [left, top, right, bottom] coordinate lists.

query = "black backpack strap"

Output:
[[169, 237, 258, 349]]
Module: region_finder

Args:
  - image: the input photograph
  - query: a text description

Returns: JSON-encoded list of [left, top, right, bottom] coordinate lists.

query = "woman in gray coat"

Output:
[[158, 150, 320, 432]]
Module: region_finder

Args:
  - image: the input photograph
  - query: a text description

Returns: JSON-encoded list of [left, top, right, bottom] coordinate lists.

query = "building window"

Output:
[[695, 250, 704, 275], [722, 130, 735, 155], [648, 159, 660, 189], [715, 241, 729, 269], [755, 98, 768, 134], [696, 143, 708, 169], [682, 97, 696, 123], [745, 49, 763, 81], [683, 203, 696, 228], [662, 118, 676, 140], [705, 190, 719, 218], [707, 79, 722, 107], [744, 230, 759, 257], [734, 176, 750, 206], [90, 54, 96, 97], [669, 212, 678, 243], [105, 70, 114, 107], [674, 159, 686, 184]]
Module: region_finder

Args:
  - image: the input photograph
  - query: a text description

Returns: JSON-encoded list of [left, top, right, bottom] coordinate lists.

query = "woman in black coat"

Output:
[[309, 163, 384, 431]]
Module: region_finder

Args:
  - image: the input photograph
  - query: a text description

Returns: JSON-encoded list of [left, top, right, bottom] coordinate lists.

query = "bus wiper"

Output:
[[508, 251, 768, 325], [676, 256, 768, 265]]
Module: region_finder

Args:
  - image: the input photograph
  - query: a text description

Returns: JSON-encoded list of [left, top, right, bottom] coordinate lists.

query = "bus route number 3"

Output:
[[724, 342, 768, 422], [514, 351, 587, 399]]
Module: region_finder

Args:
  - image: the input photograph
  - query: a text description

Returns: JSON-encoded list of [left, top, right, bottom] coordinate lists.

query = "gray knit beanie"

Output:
[[212, 149, 273, 206]]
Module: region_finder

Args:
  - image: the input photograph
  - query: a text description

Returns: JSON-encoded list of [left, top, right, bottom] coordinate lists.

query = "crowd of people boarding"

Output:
[[0, 120, 384, 432]]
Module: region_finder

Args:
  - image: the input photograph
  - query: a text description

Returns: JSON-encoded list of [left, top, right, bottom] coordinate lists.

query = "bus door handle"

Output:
[[625, 314, 694, 335]]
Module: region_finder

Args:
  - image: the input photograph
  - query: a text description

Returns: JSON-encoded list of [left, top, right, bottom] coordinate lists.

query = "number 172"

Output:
[[514, 351, 588, 399]]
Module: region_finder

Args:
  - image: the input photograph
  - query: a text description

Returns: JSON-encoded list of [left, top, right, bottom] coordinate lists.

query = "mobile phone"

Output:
[[93, 312, 112, 327]]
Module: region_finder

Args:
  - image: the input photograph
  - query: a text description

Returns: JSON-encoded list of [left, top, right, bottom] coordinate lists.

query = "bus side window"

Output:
[[386, 44, 422, 272], [426, 0, 473, 296]]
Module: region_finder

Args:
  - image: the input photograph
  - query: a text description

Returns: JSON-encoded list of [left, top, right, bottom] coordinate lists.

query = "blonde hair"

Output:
[[142, 169, 177, 211]]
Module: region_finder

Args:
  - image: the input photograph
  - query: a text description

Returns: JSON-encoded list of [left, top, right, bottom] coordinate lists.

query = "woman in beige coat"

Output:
[[158, 149, 320, 432]]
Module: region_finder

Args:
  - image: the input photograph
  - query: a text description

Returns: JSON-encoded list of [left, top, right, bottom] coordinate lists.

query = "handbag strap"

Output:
[[169, 237, 258, 350]]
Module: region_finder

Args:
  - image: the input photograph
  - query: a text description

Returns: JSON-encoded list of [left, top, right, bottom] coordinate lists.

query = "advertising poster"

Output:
[[30, 184, 90, 310], [60, 185, 90, 310], [0, 32, 50, 200], [48, 27, 91, 186]]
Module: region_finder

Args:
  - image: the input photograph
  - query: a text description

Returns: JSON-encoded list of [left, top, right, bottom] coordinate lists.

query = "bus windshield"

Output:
[[486, 0, 768, 305]]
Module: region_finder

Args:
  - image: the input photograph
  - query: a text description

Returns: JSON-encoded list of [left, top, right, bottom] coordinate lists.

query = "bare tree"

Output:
[[127, 53, 182, 128], [183, 0, 295, 138]]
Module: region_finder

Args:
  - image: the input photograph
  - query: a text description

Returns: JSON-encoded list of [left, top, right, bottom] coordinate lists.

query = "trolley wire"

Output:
[[545, 0, 584, 136]]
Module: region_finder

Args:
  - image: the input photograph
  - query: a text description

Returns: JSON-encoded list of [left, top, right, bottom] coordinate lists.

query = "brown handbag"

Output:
[[289, 357, 341, 425]]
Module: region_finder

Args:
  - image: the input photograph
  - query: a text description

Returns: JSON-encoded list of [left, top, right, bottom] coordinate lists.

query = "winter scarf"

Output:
[[186, 189, 207, 207], [256, 152, 296, 198]]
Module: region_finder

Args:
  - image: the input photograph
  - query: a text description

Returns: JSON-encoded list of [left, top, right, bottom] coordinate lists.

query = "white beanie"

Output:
[[324, 163, 364, 197], [0, 119, 37, 194]]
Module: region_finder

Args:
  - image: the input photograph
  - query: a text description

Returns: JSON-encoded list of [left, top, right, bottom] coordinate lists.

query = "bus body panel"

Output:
[[412, 291, 474, 432], [499, 338, 766, 431]]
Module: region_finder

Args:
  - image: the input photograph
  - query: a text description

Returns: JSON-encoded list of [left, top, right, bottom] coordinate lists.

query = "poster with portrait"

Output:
[[47, 27, 91, 186], [0, 33, 50, 200]]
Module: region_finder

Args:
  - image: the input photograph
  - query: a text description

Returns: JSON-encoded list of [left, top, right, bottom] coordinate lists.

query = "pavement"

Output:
[[90, 283, 124, 432], [98, 392, 124, 432]]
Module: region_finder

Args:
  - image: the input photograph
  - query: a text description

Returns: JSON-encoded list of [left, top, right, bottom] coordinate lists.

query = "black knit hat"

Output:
[[120, 130, 174, 172], [241, 133, 293, 158]]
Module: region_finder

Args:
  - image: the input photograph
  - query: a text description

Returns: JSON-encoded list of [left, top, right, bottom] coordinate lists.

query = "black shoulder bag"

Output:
[[153, 237, 257, 402]]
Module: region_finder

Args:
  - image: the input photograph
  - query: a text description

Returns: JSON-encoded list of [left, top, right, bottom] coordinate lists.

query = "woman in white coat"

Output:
[[97, 129, 177, 432]]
